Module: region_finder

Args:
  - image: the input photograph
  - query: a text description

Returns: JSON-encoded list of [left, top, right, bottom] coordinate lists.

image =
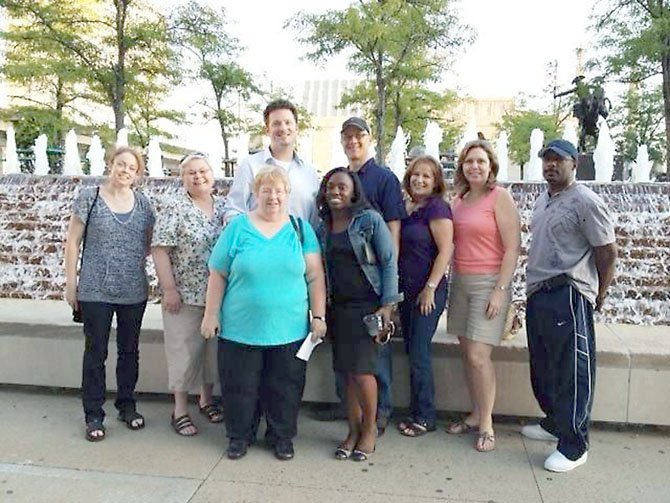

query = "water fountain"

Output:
[[496, 131, 509, 181], [116, 128, 128, 147], [33, 134, 49, 175], [631, 144, 652, 182], [387, 126, 409, 181], [593, 118, 614, 182], [3, 125, 19, 174], [562, 121, 579, 148], [422, 121, 442, 160], [62, 129, 82, 176], [208, 149, 224, 179], [523, 129, 544, 181], [86, 134, 105, 176], [146, 138, 164, 178], [457, 116, 478, 153]]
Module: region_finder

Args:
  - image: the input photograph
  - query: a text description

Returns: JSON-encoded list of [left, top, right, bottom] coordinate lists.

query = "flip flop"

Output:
[[475, 431, 496, 452], [445, 420, 478, 435]]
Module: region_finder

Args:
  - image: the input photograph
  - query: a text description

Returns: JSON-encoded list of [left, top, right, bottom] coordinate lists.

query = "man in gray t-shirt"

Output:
[[521, 139, 617, 473]]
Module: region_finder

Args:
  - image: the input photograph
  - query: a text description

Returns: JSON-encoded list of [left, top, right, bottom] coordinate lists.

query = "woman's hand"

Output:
[[485, 289, 506, 319], [162, 288, 182, 314], [65, 282, 78, 310], [310, 318, 327, 342], [201, 314, 220, 339], [376, 304, 394, 326], [416, 286, 436, 316]]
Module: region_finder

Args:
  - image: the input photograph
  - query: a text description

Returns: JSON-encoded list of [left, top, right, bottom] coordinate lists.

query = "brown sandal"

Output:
[[445, 420, 478, 435]]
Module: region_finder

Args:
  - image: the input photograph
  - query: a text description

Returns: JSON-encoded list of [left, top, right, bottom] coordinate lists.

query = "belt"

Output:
[[536, 274, 571, 293]]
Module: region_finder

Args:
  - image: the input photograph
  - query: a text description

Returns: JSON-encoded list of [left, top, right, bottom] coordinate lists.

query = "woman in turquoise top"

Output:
[[201, 165, 326, 461]]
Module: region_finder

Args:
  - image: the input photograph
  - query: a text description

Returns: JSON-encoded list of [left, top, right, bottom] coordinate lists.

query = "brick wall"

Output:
[[1, 174, 668, 325]]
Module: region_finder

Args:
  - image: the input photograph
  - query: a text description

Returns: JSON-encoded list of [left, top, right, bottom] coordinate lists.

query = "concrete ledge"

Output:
[[1, 299, 668, 425]]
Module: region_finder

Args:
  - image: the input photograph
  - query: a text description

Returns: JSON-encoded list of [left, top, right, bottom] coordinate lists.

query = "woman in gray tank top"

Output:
[[64, 146, 155, 442]]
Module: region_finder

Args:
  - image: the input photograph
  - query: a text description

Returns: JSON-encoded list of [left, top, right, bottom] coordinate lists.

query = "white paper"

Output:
[[296, 333, 323, 361]]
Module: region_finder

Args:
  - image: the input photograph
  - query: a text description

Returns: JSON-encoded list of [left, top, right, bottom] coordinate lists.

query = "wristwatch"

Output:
[[426, 281, 437, 289]]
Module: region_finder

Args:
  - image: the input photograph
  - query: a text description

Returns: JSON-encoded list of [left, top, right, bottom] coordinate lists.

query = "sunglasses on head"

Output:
[[179, 151, 208, 166]]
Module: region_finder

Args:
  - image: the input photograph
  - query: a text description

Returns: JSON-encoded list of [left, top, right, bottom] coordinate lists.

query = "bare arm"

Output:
[[201, 270, 227, 339], [594, 242, 618, 312], [151, 246, 181, 314], [486, 190, 521, 319], [416, 218, 454, 316], [304, 252, 327, 341], [64, 215, 84, 309], [387, 219, 401, 258]]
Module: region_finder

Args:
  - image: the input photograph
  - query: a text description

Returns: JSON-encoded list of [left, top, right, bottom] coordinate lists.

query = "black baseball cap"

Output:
[[538, 139, 578, 160], [341, 117, 370, 134]]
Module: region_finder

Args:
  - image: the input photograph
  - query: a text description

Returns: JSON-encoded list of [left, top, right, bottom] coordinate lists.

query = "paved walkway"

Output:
[[1, 389, 668, 503]]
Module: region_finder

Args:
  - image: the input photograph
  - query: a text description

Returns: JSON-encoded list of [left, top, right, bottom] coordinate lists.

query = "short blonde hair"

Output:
[[253, 164, 291, 194], [179, 152, 212, 176]]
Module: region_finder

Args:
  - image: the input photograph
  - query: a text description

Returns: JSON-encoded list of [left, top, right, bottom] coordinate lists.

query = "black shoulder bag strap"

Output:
[[80, 187, 100, 270], [289, 215, 304, 248]]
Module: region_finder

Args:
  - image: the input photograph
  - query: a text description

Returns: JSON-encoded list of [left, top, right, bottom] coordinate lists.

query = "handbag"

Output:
[[72, 187, 100, 323]]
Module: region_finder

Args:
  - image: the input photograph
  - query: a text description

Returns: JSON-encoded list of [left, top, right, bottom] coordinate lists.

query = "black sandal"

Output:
[[171, 414, 198, 436], [117, 409, 145, 430], [199, 403, 224, 423], [399, 420, 436, 438], [85, 419, 106, 442]]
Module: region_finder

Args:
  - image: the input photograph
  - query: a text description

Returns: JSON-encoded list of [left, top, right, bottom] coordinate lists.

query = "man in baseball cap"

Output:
[[538, 139, 579, 161]]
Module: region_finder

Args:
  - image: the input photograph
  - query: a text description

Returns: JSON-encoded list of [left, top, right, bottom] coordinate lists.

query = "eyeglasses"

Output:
[[179, 151, 208, 166]]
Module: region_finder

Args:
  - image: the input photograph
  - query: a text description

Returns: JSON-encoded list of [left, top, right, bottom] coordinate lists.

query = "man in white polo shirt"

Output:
[[224, 99, 320, 226], [522, 139, 617, 473]]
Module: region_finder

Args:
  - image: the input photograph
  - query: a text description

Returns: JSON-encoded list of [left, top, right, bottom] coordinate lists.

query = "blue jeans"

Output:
[[334, 342, 393, 420], [399, 285, 447, 425], [526, 284, 596, 460], [80, 300, 147, 423]]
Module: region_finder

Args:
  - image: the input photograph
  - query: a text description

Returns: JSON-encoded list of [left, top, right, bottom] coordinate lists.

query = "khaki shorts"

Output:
[[162, 304, 218, 391], [446, 273, 511, 346]]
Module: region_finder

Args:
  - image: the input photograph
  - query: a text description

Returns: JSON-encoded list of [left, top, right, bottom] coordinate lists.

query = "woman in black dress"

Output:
[[316, 167, 402, 461]]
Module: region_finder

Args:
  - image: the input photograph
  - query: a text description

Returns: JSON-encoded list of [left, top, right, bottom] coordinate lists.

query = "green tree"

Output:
[[591, 0, 670, 170], [498, 110, 560, 167], [289, 0, 472, 164], [0, 0, 179, 135], [171, 1, 260, 159], [610, 82, 666, 162]]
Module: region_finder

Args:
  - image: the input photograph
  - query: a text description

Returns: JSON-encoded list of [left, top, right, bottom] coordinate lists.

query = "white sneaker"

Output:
[[544, 450, 588, 472], [521, 424, 558, 441]]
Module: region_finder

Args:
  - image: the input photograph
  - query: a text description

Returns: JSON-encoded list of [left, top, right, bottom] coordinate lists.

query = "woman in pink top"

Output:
[[445, 140, 520, 452]]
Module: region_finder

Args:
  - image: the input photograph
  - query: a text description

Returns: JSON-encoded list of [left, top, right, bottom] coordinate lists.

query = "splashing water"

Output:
[[631, 145, 652, 182], [146, 138, 164, 178], [33, 134, 50, 175], [594, 118, 614, 182], [62, 130, 82, 176], [87, 135, 105, 176], [524, 129, 544, 181], [3, 126, 20, 174], [423, 121, 442, 160], [116, 128, 128, 147], [497, 131, 509, 182], [388, 126, 409, 181]]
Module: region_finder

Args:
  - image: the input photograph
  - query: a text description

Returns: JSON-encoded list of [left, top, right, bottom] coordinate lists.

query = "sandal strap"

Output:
[[173, 414, 194, 430]]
